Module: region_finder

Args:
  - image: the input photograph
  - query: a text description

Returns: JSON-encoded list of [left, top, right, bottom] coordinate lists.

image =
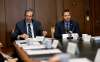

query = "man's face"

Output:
[[25, 11, 33, 22], [63, 12, 71, 21]]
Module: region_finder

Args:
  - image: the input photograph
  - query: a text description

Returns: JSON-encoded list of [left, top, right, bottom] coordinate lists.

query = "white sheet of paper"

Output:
[[22, 45, 45, 50], [62, 34, 69, 42], [94, 36, 100, 40], [70, 58, 92, 62], [42, 38, 52, 48], [71, 33, 79, 40], [52, 40, 59, 48], [15, 39, 45, 49], [25, 49, 61, 55], [15, 40, 27, 44], [82, 34, 91, 45], [82, 34, 91, 41], [94, 49, 100, 62], [15, 40, 28, 47], [67, 42, 78, 55], [36, 36, 45, 41], [94, 36, 100, 43]]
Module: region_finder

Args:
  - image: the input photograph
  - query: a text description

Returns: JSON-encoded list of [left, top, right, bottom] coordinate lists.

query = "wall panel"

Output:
[[0, 0, 94, 45], [64, 0, 86, 34], [5, 0, 27, 45], [0, 0, 6, 45], [34, 0, 57, 37]]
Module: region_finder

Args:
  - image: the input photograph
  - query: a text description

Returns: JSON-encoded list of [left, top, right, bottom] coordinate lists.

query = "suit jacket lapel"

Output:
[[61, 21, 66, 33], [23, 20, 27, 34], [70, 20, 74, 32]]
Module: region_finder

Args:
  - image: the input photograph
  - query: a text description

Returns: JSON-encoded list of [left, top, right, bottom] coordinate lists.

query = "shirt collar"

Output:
[[64, 20, 70, 23]]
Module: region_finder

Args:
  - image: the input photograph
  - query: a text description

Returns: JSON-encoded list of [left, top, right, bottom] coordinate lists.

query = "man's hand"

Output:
[[42, 31, 47, 37], [18, 33, 29, 39]]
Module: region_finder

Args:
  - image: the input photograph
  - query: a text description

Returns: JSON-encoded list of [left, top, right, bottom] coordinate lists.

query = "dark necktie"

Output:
[[67, 22, 70, 30], [28, 24, 32, 38], [65, 22, 70, 33]]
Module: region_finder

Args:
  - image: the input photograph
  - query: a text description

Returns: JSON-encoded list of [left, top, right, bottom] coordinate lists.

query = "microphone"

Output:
[[65, 28, 70, 34], [65, 28, 72, 34], [65, 28, 73, 40]]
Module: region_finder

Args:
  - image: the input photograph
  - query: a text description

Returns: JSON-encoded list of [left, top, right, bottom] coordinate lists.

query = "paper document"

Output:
[[67, 42, 78, 55], [70, 58, 92, 62], [25, 49, 61, 55], [36, 36, 45, 41], [94, 49, 100, 62], [52, 40, 59, 48], [62, 34, 69, 42], [22, 45, 45, 50], [71, 33, 79, 40]]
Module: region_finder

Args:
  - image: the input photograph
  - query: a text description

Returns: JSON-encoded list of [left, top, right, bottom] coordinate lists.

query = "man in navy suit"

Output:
[[54, 9, 81, 39], [11, 9, 47, 40]]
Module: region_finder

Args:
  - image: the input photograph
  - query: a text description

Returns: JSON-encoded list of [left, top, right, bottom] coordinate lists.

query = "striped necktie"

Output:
[[28, 24, 32, 38]]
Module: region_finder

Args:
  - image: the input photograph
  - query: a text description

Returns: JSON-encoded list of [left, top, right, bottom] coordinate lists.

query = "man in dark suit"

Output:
[[54, 9, 81, 39], [11, 9, 47, 40]]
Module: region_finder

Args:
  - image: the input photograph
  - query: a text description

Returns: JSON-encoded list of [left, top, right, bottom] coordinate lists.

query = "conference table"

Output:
[[13, 38, 62, 62], [13, 37, 99, 62]]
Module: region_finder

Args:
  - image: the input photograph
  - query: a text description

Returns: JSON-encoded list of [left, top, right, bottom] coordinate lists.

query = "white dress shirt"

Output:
[[26, 22, 34, 38]]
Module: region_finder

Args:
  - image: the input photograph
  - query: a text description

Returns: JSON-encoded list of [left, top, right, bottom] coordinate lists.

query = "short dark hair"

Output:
[[64, 9, 70, 12], [62, 9, 71, 16], [24, 8, 33, 16]]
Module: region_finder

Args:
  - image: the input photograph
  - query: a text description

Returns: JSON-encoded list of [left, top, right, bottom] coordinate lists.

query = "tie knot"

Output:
[[28, 23, 31, 26]]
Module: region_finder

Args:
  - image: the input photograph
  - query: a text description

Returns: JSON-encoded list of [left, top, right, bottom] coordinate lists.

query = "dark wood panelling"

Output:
[[5, 0, 27, 45], [64, 0, 87, 34], [26, 0, 33, 9], [56, 0, 64, 20], [0, 0, 6, 44], [84, 0, 92, 35], [91, 0, 100, 35], [0, 0, 97, 45], [0, 0, 64, 45], [34, 0, 57, 37], [5, 0, 27, 31]]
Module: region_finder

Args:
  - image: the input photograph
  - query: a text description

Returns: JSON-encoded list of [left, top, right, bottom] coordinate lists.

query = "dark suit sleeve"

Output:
[[11, 23, 20, 40], [38, 22, 43, 35], [54, 22, 62, 39], [35, 21, 43, 36], [74, 22, 81, 37]]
